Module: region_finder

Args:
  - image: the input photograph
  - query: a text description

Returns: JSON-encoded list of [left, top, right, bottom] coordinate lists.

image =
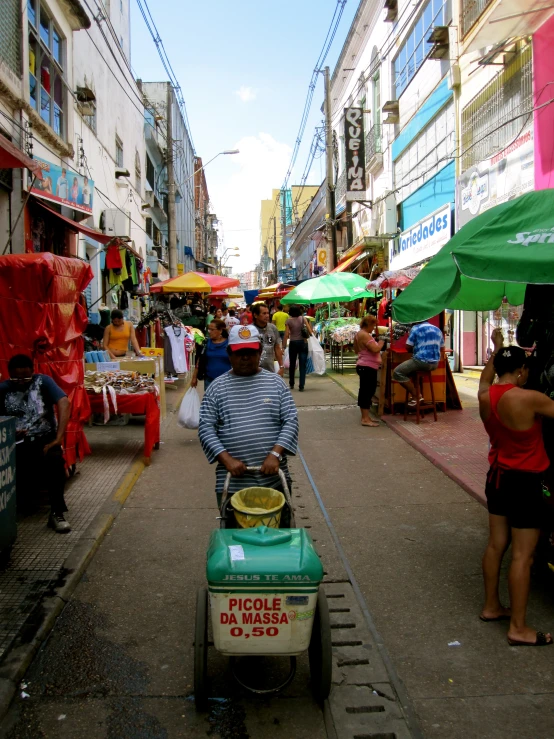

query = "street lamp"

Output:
[[187, 149, 239, 184]]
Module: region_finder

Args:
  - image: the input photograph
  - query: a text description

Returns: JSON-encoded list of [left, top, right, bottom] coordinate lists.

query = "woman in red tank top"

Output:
[[478, 329, 553, 647]]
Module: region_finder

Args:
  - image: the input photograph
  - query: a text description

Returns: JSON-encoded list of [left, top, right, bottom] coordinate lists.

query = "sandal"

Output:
[[507, 631, 553, 646]]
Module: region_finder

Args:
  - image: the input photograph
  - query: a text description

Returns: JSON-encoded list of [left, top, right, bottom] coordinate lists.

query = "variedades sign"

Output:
[[389, 203, 451, 270], [344, 107, 366, 201]]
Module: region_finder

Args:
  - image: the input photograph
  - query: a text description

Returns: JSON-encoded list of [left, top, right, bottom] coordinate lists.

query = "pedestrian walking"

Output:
[[225, 309, 240, 330], [190, 319, 230, 392], [0, 355, 71, 532], [354, 315, 385, 427], [252, 303, 284, 375], [478, 328, 553, 646], [198, 324, 298, 505], [283, 305, 313, 392], [392, 320, 444, 404], [272, 304, 289, 341]]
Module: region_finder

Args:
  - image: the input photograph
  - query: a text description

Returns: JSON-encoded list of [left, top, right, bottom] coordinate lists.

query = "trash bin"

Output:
[[207, 526, 323, 656], [0, 417, 16, 563], [230, 487, 285, 529]]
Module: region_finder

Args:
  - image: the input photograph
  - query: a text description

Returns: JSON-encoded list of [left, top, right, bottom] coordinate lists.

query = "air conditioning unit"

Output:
[[101, 208, 130, 238]]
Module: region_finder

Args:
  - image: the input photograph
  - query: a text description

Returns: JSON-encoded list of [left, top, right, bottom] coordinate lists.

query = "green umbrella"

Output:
[[281, 272, 374, 304], [392, 189, 554, 323]]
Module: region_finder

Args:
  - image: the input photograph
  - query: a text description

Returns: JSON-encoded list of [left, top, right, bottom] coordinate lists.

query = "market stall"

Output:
[[85, 369, 160, 462], [0, 253, 92, 466]]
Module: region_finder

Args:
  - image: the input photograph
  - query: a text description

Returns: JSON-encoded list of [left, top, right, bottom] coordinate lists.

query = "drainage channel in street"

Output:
[[289, 447, 423, 739]]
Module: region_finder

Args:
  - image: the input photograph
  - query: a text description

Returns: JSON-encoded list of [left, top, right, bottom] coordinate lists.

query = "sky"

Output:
[[130, 0, 360, 273]]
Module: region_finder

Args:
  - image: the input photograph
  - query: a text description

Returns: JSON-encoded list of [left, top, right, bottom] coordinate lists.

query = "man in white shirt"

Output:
[[225, 309, 240, 330]]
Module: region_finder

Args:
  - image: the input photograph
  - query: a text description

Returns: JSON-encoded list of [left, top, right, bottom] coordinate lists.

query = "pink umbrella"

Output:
[[366, 268, 420, 291]]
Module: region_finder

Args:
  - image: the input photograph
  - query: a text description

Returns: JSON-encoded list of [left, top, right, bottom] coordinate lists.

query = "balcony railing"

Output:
[[461, 0, 494, 37], [365, 124, 382, 163]]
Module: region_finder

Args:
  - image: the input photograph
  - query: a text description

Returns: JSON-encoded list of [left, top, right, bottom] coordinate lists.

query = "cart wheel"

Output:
[[194, 586, 209, 711], [309, 589, 332, 701]]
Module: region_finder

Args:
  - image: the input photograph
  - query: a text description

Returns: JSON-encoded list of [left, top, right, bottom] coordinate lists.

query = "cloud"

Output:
[[208, 133, 292, 273], [234, 86, 257, 103]]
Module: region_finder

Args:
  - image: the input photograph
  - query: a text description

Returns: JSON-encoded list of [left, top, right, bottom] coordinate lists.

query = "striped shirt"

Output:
[[198, 369, 299, 495]]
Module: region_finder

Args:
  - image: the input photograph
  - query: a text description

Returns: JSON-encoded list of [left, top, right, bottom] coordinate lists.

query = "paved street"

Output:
[[2, 375, 554, 738]]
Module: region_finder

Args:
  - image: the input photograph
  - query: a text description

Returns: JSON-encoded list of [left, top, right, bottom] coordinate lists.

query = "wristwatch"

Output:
[[269, 450, 283, 462]]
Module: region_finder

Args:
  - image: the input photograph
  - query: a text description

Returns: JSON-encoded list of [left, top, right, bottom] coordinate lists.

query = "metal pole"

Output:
[[281, 188, 287, 270], [166, 83, 178, 277], [273, 216, 278, 282], [324, 66, 337, 271]]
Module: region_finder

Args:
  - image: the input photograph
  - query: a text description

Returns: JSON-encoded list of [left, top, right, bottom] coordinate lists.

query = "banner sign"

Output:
[[278, 268, 297, 283], [389, 203, 452, 270], [29, 156, 95, 215], [456, 126, 534, 228], [344, 107, 366, 202]]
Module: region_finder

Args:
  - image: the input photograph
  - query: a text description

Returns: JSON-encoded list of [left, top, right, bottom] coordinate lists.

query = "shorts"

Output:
[[485, 467, 546, 529], [392, 357, 438, 383]]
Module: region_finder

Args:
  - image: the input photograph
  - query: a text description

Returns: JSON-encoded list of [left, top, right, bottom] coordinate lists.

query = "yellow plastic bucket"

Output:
[[230, 487, 285, 529]]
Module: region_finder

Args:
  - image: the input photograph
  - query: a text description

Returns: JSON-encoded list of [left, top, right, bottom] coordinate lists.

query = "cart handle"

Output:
[[220, 465, 292, 515]]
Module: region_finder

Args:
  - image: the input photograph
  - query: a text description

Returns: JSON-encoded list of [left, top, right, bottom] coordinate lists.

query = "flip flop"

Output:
[[479, 614, 511, 622], [507, 631, 553, 647]]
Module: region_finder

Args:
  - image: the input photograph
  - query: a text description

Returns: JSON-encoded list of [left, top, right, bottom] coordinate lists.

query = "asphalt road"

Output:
[[2, 374, 554, 739]]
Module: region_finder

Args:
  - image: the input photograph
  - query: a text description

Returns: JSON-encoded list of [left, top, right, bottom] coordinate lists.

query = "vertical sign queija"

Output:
[[344, 107, 366, 201]]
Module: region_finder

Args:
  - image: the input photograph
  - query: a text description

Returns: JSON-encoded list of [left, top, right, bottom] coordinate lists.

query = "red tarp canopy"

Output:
[[0, 253, 93, 465], [0, 134, 43, 180]]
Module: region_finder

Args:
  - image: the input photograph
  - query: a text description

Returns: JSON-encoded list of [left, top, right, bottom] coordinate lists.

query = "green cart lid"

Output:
[[206, 527, 323, 587]]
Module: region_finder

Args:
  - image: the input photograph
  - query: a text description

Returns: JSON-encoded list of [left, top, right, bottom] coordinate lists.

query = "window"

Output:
[[145, 217, 153, 238], [135, 150, 141, 193], [145, 154, 155, 189], [28, 0, 66, 138], [393, 0, 451, 97], [1, 0, 21, 76], [82, 104, 96, 133], [461, 43, 532, 171], [394, 102, 455, 201], [115, 135, 123, 167]]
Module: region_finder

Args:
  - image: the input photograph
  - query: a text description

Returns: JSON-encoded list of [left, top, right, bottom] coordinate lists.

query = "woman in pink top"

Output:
[[353, 315, 384, 427]]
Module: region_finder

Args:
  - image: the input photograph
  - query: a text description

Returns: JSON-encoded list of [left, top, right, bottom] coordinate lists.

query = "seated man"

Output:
[[393, 321, 444, 404], [0, 355, 71, 532]]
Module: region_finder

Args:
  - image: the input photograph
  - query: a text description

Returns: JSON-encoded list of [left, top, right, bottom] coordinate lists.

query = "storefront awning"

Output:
[[0, 135, 43, 180], [331, 252, 363, 273], [34, 199, 112, 244]]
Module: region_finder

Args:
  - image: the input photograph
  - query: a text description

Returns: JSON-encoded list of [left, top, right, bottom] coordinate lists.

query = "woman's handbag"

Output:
[[301, 317, 310, 339]]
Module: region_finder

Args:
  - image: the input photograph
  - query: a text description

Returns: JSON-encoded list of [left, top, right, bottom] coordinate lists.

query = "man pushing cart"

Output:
[[195, 324, 332, 709]]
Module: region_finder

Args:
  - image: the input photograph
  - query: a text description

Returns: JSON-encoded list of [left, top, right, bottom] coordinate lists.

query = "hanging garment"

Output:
[[106, 244, 123, 270], [164, 331, 176, 374], [108, 269, 122, 287], [130, 255, 139, 285], [164, 326, 187, 373], [119, 247, 129, 281]]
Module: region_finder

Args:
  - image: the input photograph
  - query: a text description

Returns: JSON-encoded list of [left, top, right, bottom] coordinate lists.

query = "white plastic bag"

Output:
[[283, 347, 290, 369], [178, 387, 200, 429], [307, 336, 326, 375]]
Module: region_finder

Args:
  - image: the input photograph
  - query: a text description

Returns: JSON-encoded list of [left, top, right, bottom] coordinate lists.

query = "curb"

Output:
[[327, 371, 357, 401], [0, 380, 189, 722], [382, 417, 487, 508]]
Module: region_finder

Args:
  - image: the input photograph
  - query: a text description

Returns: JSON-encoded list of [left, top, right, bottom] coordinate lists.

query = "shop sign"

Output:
[[177, 263, 184, 274], [456, 126, 534, 228], [344, 107, 366, 202], [389, 204, 452, 270], [29, 156, 95, 215], [278, 267, 297, 283], [316, 247, 327, 269]]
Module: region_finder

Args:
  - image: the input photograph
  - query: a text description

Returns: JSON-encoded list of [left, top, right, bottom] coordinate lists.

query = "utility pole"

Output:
[[273, 216, 278, 282], [280, 188, 287, 273], [324, 66, 337, 270], [166, 83, 178, 277]]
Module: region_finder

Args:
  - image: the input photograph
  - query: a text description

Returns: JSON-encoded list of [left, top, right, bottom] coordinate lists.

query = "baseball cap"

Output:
[[227, 324, 262, 351]]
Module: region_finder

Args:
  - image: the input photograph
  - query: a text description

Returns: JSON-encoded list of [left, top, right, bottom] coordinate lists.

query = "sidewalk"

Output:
[[0, 382, 186, 713], [328, 369, 488, 506]]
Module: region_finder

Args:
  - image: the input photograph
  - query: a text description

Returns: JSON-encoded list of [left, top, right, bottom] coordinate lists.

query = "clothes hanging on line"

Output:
[[164, 326, 187, 373]]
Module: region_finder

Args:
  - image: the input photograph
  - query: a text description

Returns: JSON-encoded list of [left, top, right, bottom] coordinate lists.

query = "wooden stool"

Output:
[[403, 370, 438, 424]]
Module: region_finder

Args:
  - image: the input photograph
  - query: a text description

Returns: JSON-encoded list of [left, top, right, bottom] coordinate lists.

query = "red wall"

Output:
[[534, 15, 554, 190]]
